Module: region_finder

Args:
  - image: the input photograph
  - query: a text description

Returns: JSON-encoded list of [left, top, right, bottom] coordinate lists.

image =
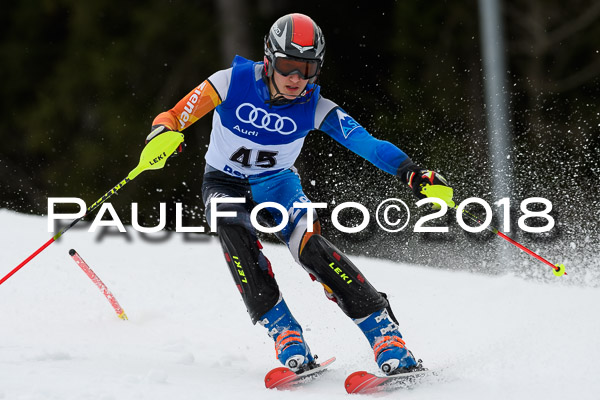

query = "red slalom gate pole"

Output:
[[69, 249, 128, 320]]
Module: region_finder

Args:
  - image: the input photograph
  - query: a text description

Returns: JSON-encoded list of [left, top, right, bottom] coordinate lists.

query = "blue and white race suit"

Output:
[[202, 56, 412, 258]]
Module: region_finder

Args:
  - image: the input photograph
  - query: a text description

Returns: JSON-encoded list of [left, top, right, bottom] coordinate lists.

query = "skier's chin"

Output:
[[277, 92, 300, 100], [281, 86, 302, 100]]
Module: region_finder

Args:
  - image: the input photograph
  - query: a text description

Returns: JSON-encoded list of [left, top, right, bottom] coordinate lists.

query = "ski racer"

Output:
[[147, 13, 451, 376]]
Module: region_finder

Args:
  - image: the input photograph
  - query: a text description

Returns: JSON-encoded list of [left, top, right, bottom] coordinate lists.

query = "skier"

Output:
[[147, 13, 451, 376]]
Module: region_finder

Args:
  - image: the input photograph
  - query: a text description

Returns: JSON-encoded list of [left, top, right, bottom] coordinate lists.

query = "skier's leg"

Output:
[[203, 168, 280, 323], [353, 305, 418, 374], [257, 295, 314, 371], [291, 223, 418, 374], [218, 220, 313, 371], [217, 221, 280, 323], [203, 168, 312, 370], [298, 233, 388, 317], [248, 168, 416, 374]]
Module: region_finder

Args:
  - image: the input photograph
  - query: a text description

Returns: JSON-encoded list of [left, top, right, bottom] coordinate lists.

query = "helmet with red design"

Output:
[[264, 13, 326, 84]]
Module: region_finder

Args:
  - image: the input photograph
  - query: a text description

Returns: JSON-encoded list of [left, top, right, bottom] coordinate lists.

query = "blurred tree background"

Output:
[[1, 0, 598, 281]]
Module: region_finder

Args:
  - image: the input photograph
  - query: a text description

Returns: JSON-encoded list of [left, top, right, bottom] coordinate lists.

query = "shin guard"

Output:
[[298, 234, 388, 318], [218, 224, 280, 324]]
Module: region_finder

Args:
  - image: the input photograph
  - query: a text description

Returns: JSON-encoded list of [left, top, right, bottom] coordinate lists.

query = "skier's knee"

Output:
[[298, 234, 388, 318], [288, 212, 321, 262], [218, 224, 280, 324]]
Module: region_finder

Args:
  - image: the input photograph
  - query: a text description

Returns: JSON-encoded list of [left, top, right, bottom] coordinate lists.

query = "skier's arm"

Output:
[[315, 98, 415, 179], [151, 68, 232, 132], [315, 97, 451, 200]]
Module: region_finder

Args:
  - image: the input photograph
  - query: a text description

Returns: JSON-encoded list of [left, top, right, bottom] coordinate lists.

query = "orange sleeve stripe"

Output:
[[152, 80, 221, 131]]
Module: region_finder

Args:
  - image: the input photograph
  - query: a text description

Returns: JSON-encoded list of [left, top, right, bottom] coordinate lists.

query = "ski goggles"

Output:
[[273, 53, 320, 80]]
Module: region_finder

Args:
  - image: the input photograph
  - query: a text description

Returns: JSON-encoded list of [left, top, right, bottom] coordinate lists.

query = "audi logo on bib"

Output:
[[235, 103, 297, 135]]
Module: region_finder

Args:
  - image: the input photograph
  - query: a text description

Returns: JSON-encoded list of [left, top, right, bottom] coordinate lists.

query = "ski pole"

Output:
[[421, 185, 567, 276], [0, 131, 184, 286]]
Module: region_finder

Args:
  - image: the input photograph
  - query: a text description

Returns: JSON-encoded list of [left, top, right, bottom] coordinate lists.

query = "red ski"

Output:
[[264, 357, 336, 389], [345, 367, 433, 394]]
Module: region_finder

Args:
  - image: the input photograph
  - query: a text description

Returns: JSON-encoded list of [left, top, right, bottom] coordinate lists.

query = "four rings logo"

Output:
[[235, 103, 297, 135]]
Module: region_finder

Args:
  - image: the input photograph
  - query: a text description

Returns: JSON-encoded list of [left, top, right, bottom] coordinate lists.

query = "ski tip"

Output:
[[345, 371, 376, 394], [265, 357, 336, 390], [68, 249, 76, 256], [319, 356, 336, 367], [265, 367, 296, 389], [345, 367, 435, 394]]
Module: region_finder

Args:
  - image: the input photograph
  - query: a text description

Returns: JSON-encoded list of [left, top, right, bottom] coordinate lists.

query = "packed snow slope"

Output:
[[0, 209, 598, 400]]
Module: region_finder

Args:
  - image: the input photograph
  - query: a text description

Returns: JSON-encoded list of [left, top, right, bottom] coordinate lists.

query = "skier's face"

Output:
[[270, 70, 309, 100]]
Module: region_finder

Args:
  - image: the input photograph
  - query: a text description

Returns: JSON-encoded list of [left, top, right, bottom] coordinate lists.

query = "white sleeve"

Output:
[[314, 96, 338, 129], [207, 68, 232, 102]]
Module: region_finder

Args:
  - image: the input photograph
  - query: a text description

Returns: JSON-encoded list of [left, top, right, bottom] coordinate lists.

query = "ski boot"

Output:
[[354, 308, 418, 375], [258, 297, 315, 372]]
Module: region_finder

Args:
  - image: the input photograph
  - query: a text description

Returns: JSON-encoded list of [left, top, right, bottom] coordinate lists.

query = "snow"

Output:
[[1, 208, 599, 399]]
